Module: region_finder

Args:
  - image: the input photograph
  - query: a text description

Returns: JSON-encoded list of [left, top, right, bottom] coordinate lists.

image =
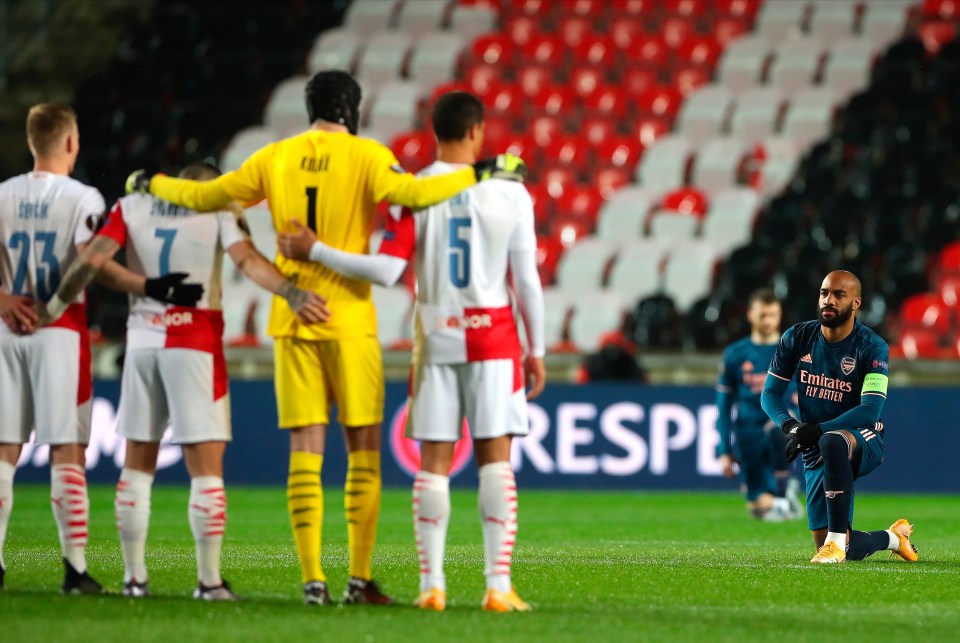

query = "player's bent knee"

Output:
[[818, 432, 847, 456]]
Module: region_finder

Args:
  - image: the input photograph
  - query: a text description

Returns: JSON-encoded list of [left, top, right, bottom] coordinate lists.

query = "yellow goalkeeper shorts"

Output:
[[274, 335, 384, 429]]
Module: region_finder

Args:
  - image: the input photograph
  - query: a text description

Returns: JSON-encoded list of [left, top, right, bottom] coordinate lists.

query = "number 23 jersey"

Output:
[[379, 161, 536, 365]]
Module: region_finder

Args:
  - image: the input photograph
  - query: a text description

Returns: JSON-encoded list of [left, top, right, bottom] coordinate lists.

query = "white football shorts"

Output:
[[117, 347, 231, 444], [406, 358, 529, 442], [0, 328, 91, 445]]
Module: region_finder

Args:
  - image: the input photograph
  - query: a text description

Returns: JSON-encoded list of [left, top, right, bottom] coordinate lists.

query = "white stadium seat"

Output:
[[264, 76, 311, 139], [595, 186, 658, 241], [635, 134, 695, 198], [554, 237, 620, 291], [781, 87, 839, 148], [372, 285, 413, 347], [366, 80, 424, 143], [701, 188, 760, 254], [567, 291, 627, 352], [647, 211, 700, 244], [691, 136, 751, 196], [407, 32, 465, 90], [306, 28, 363, 74], [355, 31, 413, 89], [716, 35, 775, 94], [448, 4, 498, 42], [541, 287, 572, 347], [606, 239, 669, 304], [809, 0, 860, 45], [757, 136, 802, 198], [676, 84, 735, 144], [396, 0, 452, 38], [767, 38, 826, 98], [823, 38, 879, 99], [755, 0, 811, 43], [344, 0, 400, 36], [662, 240, 721, 312], [221, 126, 277, 172], [861, 1, 911, 45], [729, 86, 786, 145]]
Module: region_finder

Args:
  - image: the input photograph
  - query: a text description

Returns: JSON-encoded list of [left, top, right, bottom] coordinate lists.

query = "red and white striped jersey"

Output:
[[0, 171, 105, 335], [98, 194, 247, 351], [380, 161, 537, 364]]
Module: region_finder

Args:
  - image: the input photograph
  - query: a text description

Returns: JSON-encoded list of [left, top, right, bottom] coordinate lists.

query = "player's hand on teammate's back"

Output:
[[1, 292, 40, 334], [144, 272, 205, 306], [523, 355, 546, 400], [125, 169, 152, 194], [473, 154, 527, 183], [277, 220, 317, 261]]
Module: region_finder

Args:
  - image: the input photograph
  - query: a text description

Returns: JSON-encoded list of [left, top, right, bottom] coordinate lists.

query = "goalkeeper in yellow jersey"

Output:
[[125, 70, 527, 606]]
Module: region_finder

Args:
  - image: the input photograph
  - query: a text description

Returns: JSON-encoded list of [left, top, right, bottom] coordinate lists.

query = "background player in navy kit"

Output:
[[716, 289, 803, 521], [760, 270, 918, 563]]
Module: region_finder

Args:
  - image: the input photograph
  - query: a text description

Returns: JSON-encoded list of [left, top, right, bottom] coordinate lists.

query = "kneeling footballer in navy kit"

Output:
[[760, 270, 918, 563]]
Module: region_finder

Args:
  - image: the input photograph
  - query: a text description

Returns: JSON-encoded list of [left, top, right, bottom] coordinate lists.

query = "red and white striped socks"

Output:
[[478, 462, 518, 595], [115, 468, 154, 583], [0, 460, 14, 571], [50, 463, 89, 572], [188, 476, 226, 587], [413, 471, 450, 592]]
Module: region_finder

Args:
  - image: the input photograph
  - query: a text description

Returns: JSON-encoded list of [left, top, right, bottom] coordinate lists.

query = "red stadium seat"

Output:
[[471, 34, 515, 66], [428, 82, 467, 109], [544, 137, 591, 170], [675, 65, 711, 96], [899, 293, 951, 334], [920, 21, 957, 55], [661, 17, 696, 50], [938, 241, 960, 273], [611, 0, 655, 17], [661, 187, 708, 217], [516, 65, 555, 98], [580, 117, 617, 146], [924, 0, 960, 19], [712, 17, 749, 46], [482, 116, 516, 151], [536, 236, 565, 285], [716, 0, 761, 19], [500, 133, 542, 166], [390, 131, 435, 172], [594, 136, 644, 170], [631, 116, 671, 147], [540, 166, 578, 198], [551, 215, 594, 247], [529, 86, 578, 117], [574, 35, 621, 69], [562, 0, 608, 16], [521, 34, 567, 66], [625, 36, 670, 68], [636, 86, 684, 120], [556, 185, 604, 221], [525, 183, 555, 227], [486, 84, 525, 119], [896, 327, 944, 360], [583, 87, 632, 120], [622, 68, 658, 97], [592, 166, 632, 198], [531, 114, 566, 147], [609, 16, 646, 49], [677, 37, 724, 68], [570, 67, 607, 101], [664, 0, 708, 17], [507, 0, 551, 18], [936, 273, 960, 308], [464, 64, 505, 98], [557, 16, 594, 48], [505, 15, 540, 46]]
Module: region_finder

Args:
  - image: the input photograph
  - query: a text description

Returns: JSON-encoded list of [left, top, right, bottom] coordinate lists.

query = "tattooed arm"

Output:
[[39, 236, 122, 324]]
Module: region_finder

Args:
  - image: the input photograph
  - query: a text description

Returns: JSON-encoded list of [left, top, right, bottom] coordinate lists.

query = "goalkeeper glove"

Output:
[[126, 169, 152, 194], [145, 273, 204, 307], [473, 153, 527, 182]]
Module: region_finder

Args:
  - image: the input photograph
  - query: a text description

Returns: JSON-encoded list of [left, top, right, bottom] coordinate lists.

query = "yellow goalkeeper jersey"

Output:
[[149, 130, 476, 340]]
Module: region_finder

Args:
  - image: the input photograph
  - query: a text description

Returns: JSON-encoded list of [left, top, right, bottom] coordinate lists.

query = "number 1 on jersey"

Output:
[[154, 228, 177, 276], [304, 187, 318, 232], [448, 218, 471, 288]]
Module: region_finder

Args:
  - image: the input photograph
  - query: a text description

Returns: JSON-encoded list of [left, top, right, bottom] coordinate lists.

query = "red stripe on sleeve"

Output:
[[97, 201, 128, 246], [378, 207, 415, 260]]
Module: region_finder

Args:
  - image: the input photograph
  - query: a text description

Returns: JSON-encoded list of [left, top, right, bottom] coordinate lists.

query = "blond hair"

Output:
[[26, 103, 77, 157]]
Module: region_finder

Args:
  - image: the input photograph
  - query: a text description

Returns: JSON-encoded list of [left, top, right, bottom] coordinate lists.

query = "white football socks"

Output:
[[51, 464, 89, 573], [0, 460, 15, 571], [825, 531, 847, 550], [478, 461, 518, 594], [188, 476, 226, 587], [413, 471, 450, 592], [115, 468, 154, 583], [886, 529, 900, 550]]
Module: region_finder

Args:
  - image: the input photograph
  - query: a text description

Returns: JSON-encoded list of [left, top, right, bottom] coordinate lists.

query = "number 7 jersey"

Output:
[[379, 161, 537, 364]]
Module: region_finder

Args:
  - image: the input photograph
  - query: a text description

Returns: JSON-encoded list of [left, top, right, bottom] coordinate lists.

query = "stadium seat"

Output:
[[570, 67, 607, 102], [221, 126, 278, 172], [755, 136, 801, 197], [553, 219, 598, 253], [396, 0, 451, 38], [448, 4, 498, 42], [631, 117, 671, 148], [936, 273, 960, 308], [622, 68, 659, 98], [501, 132, 542, 168], [531, 115, 565, 147], [635, 134, 695, 198], [541, 287, 573, 347], [583, 88, 632, 121], [557, 15, 593, 48], [625, 36, 671, 69], [504, 14, 540, 46], [767, 38, 827, 98], [544, 137, 591, 171], [712, 16, 750, 47], [665, 0, 709, 16], [611, 0, 655, 17], [554, 237, 620, 290], [674, 65, 711, 97], [861, 1, 911, 44], [556, 185, 604, 222], [636, 86, 684, 121], [899, 293, 952, 334], [593, 167, 632, 199], [366, 81, 424, 142], [606, 239, 669, 304], [486, 84, 525, 120], [264, 76, 312, 138], [594, 136, 644, 172], [344, 0, 401, 36], [662, 240, 721, 311], [700, 187, 759, 254], [391, 131, 435, 173], [464, 64, 506, 100], [408, 33, 465, 90], [676, 84, 735, 144], [920, 21, 957, 55], [661, 187, 708, 217], [610, 16, 645, 49], [521, 34, 567, 66], [245, 206, 278, 260], [661, 16, 696, 50], [924, 0, 960, 19], [781, 88, 839, 148], [595, 186, 658, 240], [822, 38, 879, 98], [755, 0, 810, 43], [677, 37, 724, 69], [516, 65, 554, 99], [536, 237, 564, 285], [580, 117, 617, 146], [897, 327, 944, 360], [372, 285, 413, 349], [471, 34, 515, 67], [648, 210, 700, 243], [354, 31, 413, 89], [808, 0, 859, 44], [729, 87, 786, 145], [540, 165, 578, 198], [690, 137, 751, 196], [306, 28, 363, 74], [716, 0, 761, 20], [938, 241, 960, 274], [573, 36, 621, 69], [526, 183, 554, 228], [482, 116, 517, 153], [529, 86, 579, 118], [567, 291, 628, 353], [716, 35, 774, 94]]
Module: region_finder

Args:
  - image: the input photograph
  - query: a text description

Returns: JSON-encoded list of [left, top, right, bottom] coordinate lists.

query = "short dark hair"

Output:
[[431, 91, 484, 142], [748, 288, 779, 307], [26, 103, 76, 156], [178, 162, 222, 181]]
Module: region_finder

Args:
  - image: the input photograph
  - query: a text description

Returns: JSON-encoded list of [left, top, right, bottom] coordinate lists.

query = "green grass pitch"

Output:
[[2, 485, 959, 642]]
